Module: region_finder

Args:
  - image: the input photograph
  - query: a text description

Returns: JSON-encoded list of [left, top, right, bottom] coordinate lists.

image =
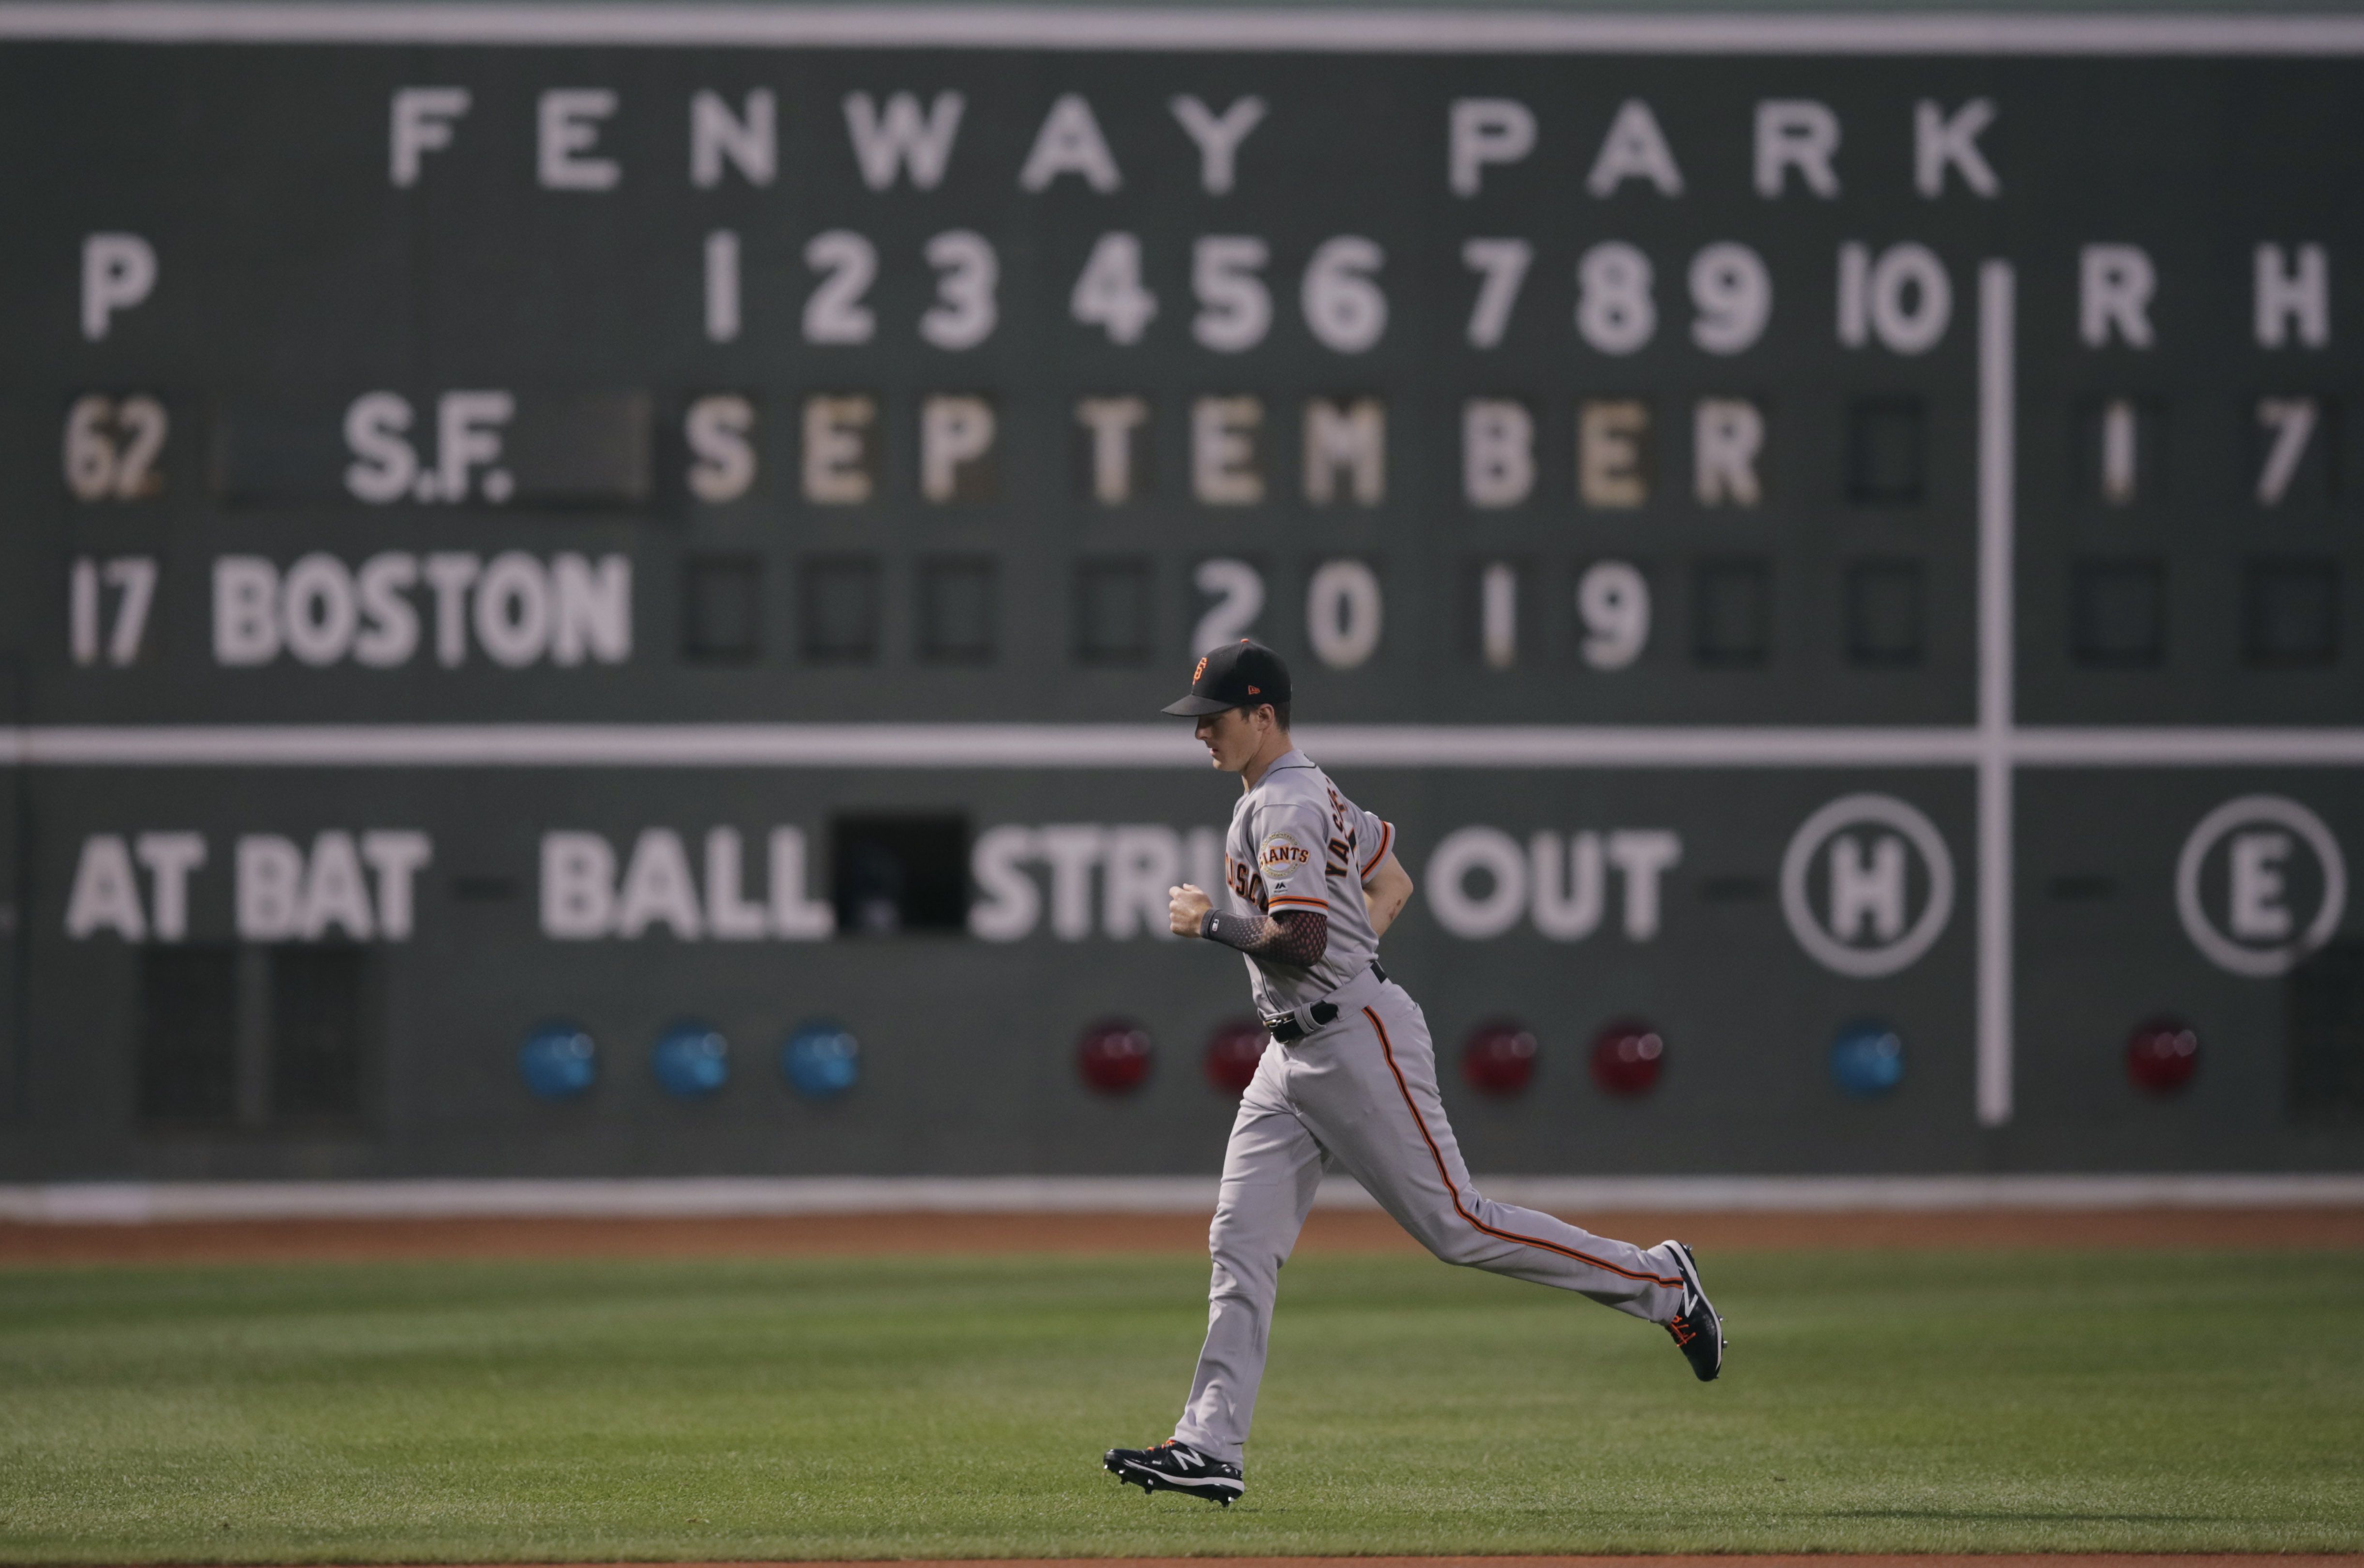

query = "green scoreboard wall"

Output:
[[2, 6, 2361, 1180]]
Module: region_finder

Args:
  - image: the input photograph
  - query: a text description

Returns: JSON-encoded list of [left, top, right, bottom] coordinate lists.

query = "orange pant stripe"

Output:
[[1365, 1005, 1686, 1290]]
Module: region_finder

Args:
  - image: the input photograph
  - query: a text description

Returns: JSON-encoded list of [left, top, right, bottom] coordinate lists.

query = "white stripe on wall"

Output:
[[4, 723, 2364, 770], [3, 5, 2364, 55], [5, 1172, 2362, 1224], [1975, 262, 2017, 1130]]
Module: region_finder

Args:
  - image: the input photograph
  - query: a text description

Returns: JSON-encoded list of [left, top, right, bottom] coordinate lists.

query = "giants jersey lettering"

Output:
[[1219, 748, 1395, 1015]]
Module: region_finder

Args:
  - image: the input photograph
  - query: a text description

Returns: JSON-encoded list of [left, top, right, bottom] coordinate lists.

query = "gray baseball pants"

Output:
[[1173, 973, 1689, 1465]]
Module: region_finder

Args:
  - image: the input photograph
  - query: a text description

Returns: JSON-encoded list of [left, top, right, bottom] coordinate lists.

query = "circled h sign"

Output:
[[2174, 794, 2347, 978], [1781, 793, 1957, 979]]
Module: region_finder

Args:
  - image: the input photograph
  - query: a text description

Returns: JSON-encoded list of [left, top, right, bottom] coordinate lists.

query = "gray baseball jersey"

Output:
[[1218, 747, 1394, 1015]]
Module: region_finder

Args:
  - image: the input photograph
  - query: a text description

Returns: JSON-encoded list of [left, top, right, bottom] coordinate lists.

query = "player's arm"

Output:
[[1167, 884, 1329, 966], [1362, 851, 1412, 938]]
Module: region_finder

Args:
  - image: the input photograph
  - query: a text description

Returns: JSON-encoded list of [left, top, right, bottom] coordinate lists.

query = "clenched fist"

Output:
[[1169, 883, 1213, 938]]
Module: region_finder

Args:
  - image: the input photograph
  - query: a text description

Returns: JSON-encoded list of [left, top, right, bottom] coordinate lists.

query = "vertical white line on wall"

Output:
[[1976, 261, 2017, 1129]]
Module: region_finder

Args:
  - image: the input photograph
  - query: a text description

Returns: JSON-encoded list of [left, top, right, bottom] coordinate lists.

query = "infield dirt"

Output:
[[312, 1559, 2364, 1568]]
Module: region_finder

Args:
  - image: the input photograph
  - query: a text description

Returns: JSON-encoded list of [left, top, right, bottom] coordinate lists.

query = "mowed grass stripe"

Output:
[[0, 1251, 2356, 1561]]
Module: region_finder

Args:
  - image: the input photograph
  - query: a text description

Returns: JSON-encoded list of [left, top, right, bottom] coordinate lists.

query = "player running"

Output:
[[1103, 639, 1723, 1507]]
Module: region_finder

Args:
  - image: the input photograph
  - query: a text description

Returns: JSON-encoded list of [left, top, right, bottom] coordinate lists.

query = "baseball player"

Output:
[[1103, 640, 1723, 1507]]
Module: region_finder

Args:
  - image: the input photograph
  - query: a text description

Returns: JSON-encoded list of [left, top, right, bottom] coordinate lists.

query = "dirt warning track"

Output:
[[4, 1206, 2361, 1265], [184, 1557, 2364, 1568]]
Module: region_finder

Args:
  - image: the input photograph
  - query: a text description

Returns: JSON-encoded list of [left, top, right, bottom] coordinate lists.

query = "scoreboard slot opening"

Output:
[[831, 814, 971, 937]]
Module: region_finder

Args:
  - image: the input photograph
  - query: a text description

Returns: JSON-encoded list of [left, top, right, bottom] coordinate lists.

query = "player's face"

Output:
[[1193, 707, 1262, 772]]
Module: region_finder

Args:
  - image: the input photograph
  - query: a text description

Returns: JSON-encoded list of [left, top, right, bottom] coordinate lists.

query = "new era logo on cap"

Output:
[[1161, 639, 1292, 717]]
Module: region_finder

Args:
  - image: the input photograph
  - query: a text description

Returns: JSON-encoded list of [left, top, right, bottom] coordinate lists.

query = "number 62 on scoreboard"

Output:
[[62, 394, 167, 502]]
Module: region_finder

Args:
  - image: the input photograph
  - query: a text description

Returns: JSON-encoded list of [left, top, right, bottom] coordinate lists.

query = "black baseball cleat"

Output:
[[1661, 1240, 1725, 1382], [1103, 1439, 1244, 1506]]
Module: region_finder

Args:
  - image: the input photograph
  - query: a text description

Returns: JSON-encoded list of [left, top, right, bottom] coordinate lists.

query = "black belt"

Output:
[[1263, 962, 1386, 1043]]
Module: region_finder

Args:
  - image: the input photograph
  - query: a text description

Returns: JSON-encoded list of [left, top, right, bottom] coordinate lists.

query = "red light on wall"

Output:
[[1204, 1019, 1267, 1096], [2125, 1017, 2199, 1096], [1077, 1019, 1155, 1095], [1589, 1020, 1665, 1096], [1461, 1019, 1538, 1097]]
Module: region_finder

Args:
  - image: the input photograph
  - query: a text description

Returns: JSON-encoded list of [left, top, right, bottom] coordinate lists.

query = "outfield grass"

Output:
[[0, 1248, 2359, 1560]]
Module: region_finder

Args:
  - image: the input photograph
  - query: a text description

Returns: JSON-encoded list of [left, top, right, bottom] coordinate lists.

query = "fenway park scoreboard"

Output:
[[2, 6, 2361, 1182]]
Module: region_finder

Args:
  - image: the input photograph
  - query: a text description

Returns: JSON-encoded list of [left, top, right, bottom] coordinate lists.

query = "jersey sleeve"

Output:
[[1356, 802, 1396, 879], [1251, 800, 1332, 913]]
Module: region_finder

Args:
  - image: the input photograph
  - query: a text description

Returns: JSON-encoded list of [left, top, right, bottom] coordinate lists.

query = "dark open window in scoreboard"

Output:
[[681, 555, 765, 665], [2290, 944, 2364, 1125], [1846, 398, 1927, 507], [1845, 560, 1926, 668], [800, 557, 883, 665], [270, 947, 374, 1125], [1691, 560, 1772, 669], [830, 816, 970, 936], [137, 947, 239, 1127], [2244, 559, 2341, 668], [916, 557, 998, 666], [137, 945, 375, 1131], [2070, 560, 2167, 670], [1074, 558, 1157, 666]]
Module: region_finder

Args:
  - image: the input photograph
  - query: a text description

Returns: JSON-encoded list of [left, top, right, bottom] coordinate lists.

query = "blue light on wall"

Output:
[[652, 1022, 730, 1099], [782, 1020, 860, 1100], [519, 1022, 597, 1101], [1829, 1019, 1906, 1098]]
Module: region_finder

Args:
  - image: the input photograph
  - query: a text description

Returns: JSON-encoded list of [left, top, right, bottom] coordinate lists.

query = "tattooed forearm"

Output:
[[1199, 908, 1329, 967]]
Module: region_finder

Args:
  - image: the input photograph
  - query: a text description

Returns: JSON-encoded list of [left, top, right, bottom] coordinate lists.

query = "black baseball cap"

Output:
[[1161, 639, 1292, 716]]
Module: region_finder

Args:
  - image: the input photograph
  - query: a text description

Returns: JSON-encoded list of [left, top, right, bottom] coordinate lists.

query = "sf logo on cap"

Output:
[[1192, 656, 1208, 684]]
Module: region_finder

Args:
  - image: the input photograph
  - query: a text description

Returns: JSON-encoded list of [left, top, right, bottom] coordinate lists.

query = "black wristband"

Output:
[[1201, 909, 1248, 951]]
